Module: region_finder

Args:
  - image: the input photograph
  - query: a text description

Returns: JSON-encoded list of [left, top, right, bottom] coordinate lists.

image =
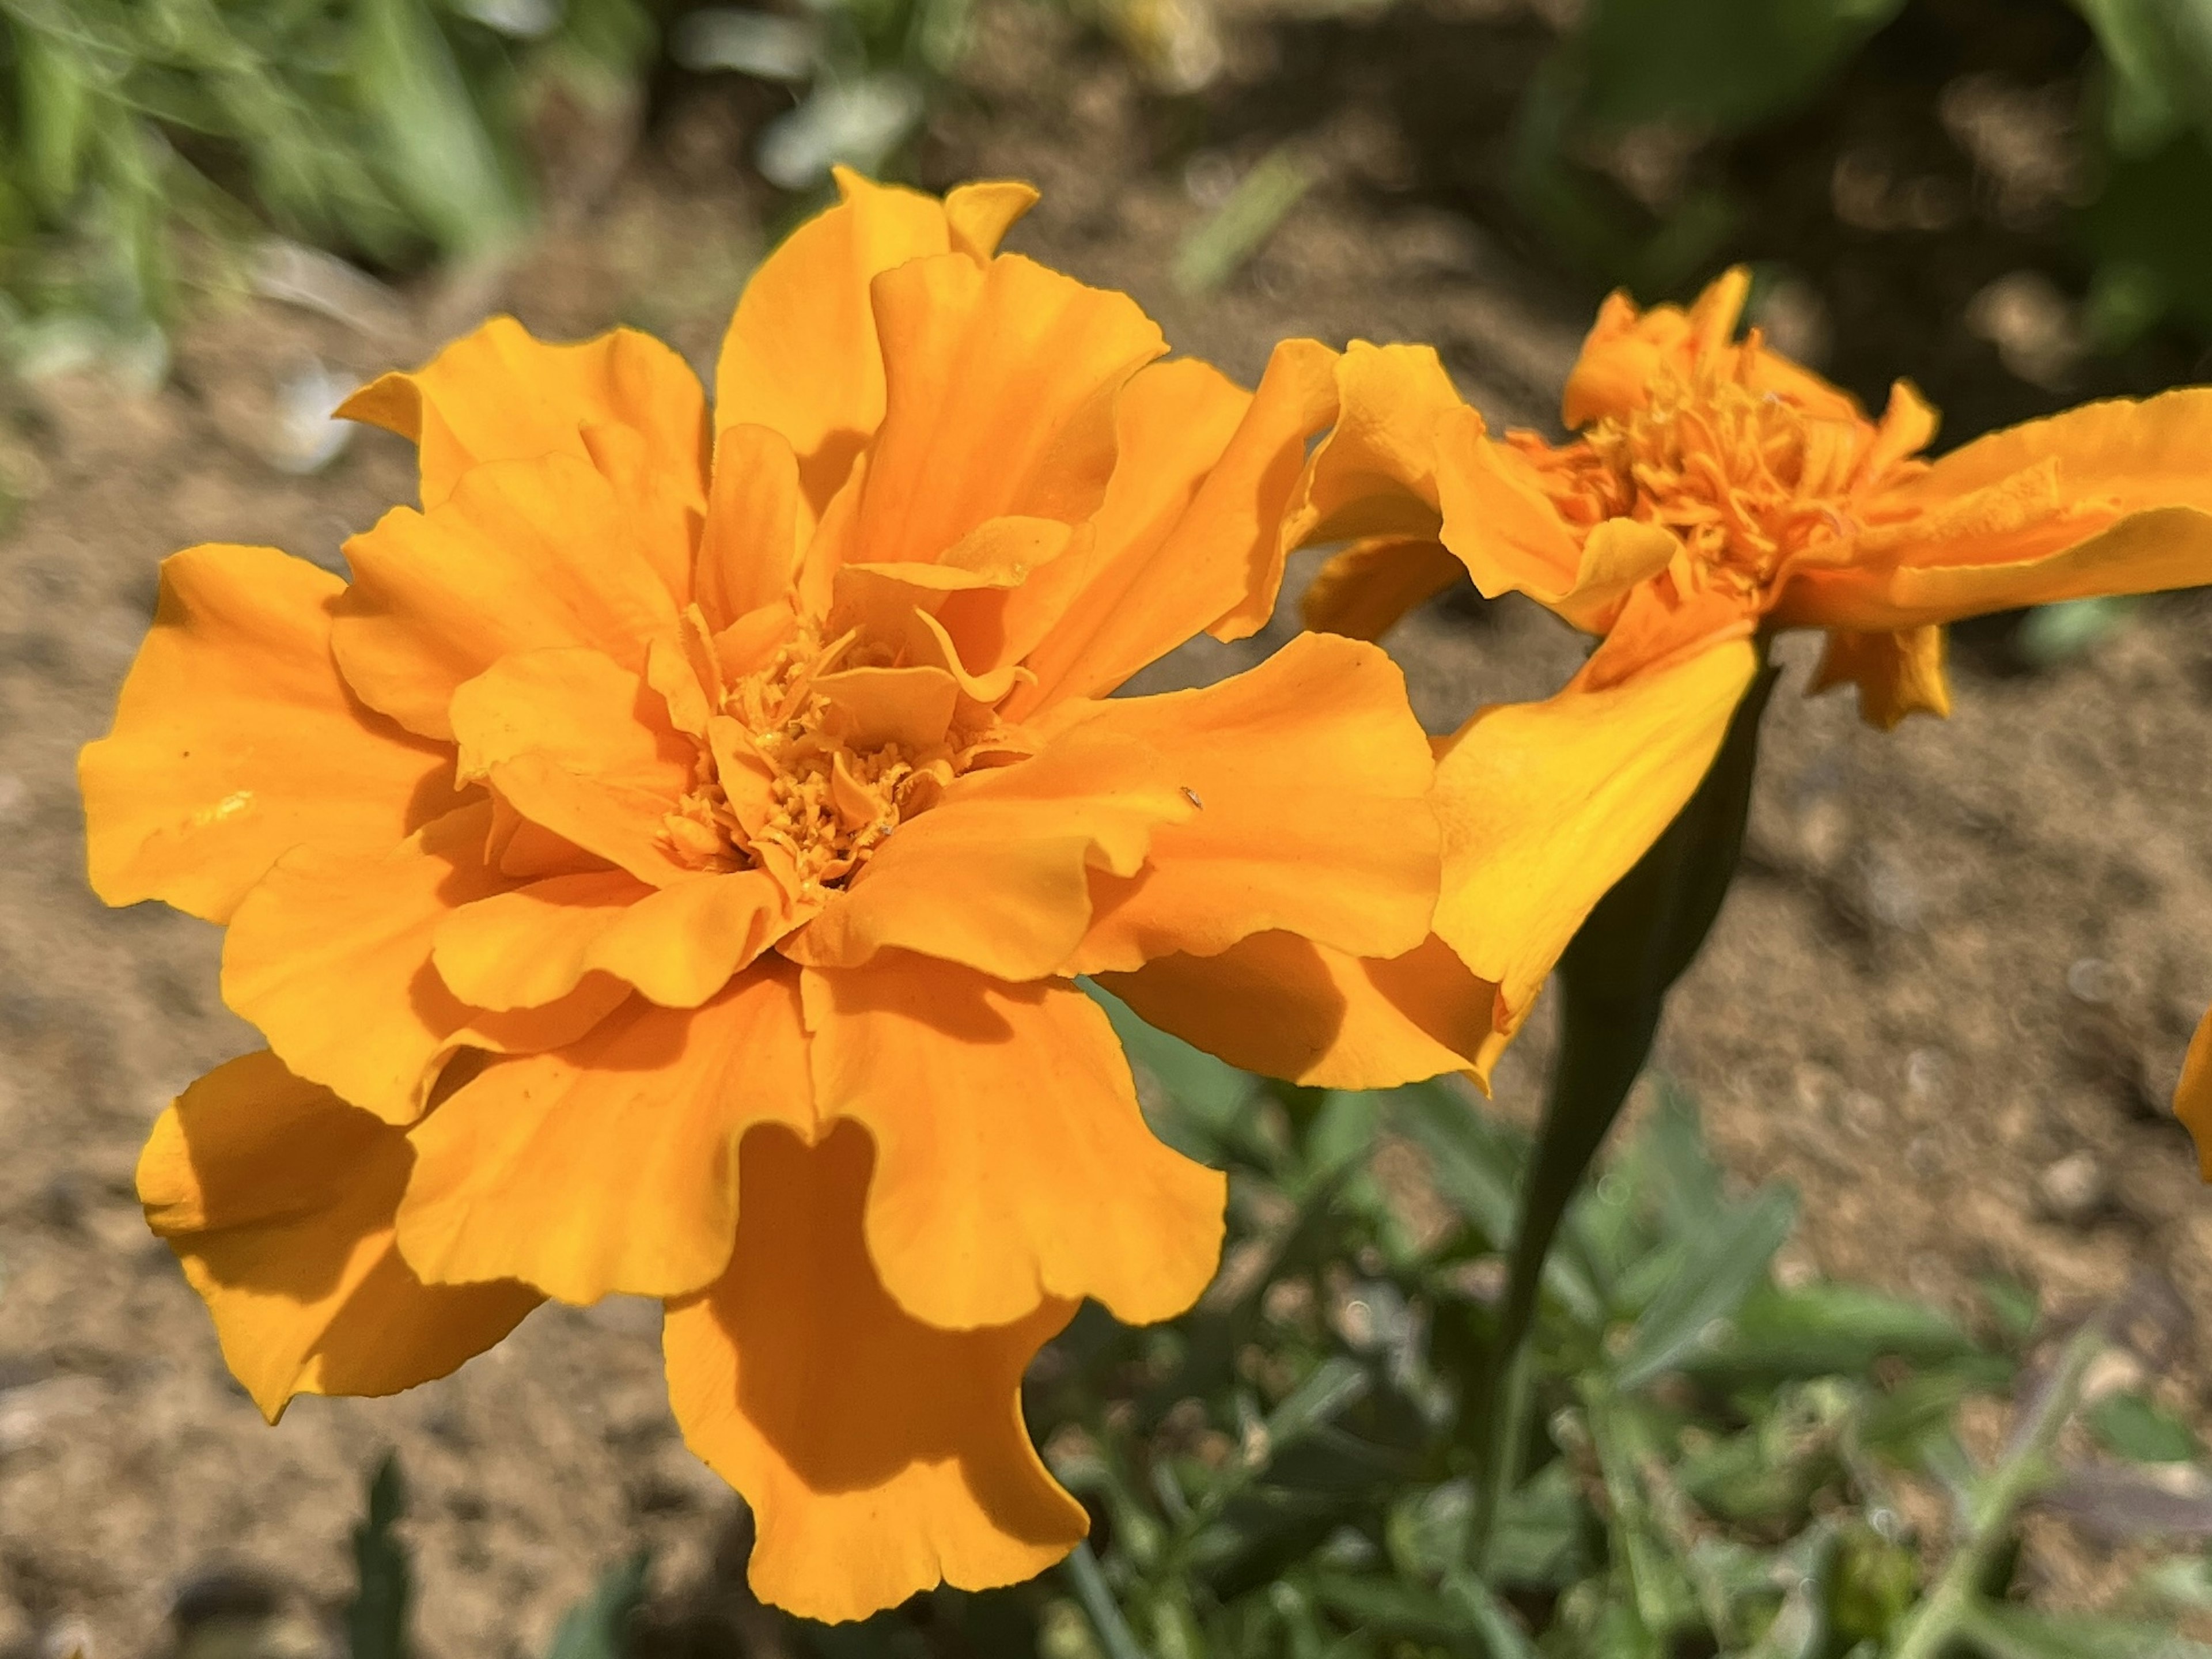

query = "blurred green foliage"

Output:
[[0, 0, 650, 372], [1516, 0, 2212, 349], [306, 1004, 2212, 1658]]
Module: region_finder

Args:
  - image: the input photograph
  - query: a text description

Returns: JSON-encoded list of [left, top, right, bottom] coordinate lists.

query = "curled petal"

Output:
[[334, 454, 681, 738], [714, 171, 1036, 526], [664, 1120, 1085, 1624], [340, 315, 707, 525], [2179, 1007, 2212, 1180], [1283, 341, 1460, 548], [1809, 624, 1952, 731], [851, 251, 1165, 570], [1097, 930, 1505, 1090], [1777, 505, 2212, 632], [1202, 339, 1355, 641], [138, 1051, 539, 1421], [1059, 630, 1439, 973], [801, 953, 1225, 1329], [1891, 385, 2212, 520], [1431, 639, 1759, 1024], [434, 868, 793, 1010], [223, 801, 624, 1123], [397, 965, 815, 1304], [1301, 535, 1467, 642], [448, 647, 698, 887], [79, 544, 462, 923], [1005, 357, 1253, 712]]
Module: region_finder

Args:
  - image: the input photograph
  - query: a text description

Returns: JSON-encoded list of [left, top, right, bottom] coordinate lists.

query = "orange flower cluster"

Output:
[[81, 174, 1499, 1620], [1287, 268, 2212, 1050]]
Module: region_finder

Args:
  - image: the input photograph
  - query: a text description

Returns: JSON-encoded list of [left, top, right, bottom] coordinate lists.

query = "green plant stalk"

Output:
[[1885, 1319, 2107, 1659], [1467, 656, 1779, 1564], [1066, 1539, 1152, 1659]]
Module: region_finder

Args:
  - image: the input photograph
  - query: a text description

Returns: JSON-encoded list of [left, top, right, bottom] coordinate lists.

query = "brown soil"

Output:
[[3, 2, 2210, 1652]]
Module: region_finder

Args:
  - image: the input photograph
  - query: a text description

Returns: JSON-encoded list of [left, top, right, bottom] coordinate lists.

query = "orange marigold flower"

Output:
[[80, 172, 1496, 1621], [1286, 268, 2212, 1048]]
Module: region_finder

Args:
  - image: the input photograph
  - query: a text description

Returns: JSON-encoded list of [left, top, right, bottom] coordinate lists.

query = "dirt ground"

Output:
[[3, 1, 2211, 1653]]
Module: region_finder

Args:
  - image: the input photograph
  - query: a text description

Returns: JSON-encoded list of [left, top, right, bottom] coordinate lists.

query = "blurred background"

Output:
[[2, 0, 2211, 1654]]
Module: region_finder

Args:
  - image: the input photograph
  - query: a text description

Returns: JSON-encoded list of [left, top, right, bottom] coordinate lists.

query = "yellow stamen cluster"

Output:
[[662, 623, 956, 893]]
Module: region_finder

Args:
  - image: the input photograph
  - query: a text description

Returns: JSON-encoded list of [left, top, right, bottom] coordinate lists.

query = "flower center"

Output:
[[1518, 354, 1871, 600], [657, 615, 1029, 897]]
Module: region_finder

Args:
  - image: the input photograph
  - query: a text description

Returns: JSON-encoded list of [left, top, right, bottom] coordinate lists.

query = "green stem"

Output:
[[1066, 1540, 1152, 1659], [1469, 973, 1661, 1555], [1465, 657, 1779, 1564], [1885, 1320, 2107, 1659]]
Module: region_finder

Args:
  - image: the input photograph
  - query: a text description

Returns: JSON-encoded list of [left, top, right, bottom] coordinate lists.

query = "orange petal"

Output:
[[1891, 385, 2212, 520], [1808, 624, 1952, 730], [1576, 577, 1758, 690], [944, 177, 1040, 260], [397, 965, 814, 1304], [334, 453, 682, 738], [714, 172, 956, 523], [1097, 930, 1505, 1089], [698, 423, 805, 627], [2178, 1006, 2212, 1180], [223, 801, 624, 1123], [663, 1120, 1085, 1623], [138, 1051, 539, 1421], [434, 868, 793, 1010], [789, 725, 1194, 981], [1427, 419, 1677, 626], [802, 954, 1225, 1329], [1560, 270, 1746, 430], [1431, 638, 1759, 1022], [1003, 356, 1255, 713], [1201, 338, 1353, 641], [1778, 505, 2212, 632], [79, 544, 463, 923], [851, 252, 1165, 570], [1427, 408, 1584, 599], [1282, 341, 1459, 547], [1059, 631, 1438, 973], [448, 647, 698, 887], [1301, 535, 1467, 641], [340, 315, 708, 518]]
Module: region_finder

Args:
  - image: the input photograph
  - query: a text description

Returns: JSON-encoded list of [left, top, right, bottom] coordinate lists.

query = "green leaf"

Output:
[[2015, 596, 2141, 668], [18, 28, 96, 215], [1439, 1573, 1543, 1658], [2087, 1392, 2204, 1464], [350, 0, 528, 256], [1960, 1599, 2212, 1658], [1087, 981, 1257, 1163], [1615, 1184, 1797, 1389], [544, 1550, 650, 1659], [1571, 0, 1907, 137], [1171, 145, 1313, 296], [2073, 0, 2212, 156], [1684, 1283, 1984, 1383], [346, 1453, 411, 1659]]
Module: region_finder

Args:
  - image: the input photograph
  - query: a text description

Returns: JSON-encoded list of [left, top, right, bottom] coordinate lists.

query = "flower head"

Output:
[[82, 172, 1491, 1620], [1286, 268, 2212, 1047]]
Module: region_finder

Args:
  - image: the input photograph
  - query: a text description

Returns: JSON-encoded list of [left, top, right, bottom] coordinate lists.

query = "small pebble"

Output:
[[2036, 1150, 2108, 1225]]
